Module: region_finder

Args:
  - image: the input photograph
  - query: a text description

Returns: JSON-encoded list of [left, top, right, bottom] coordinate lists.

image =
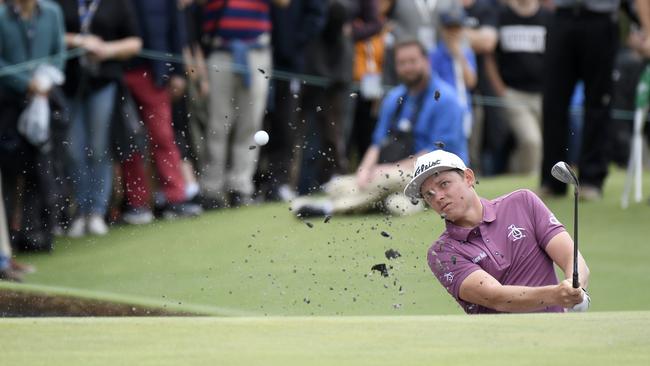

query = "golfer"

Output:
[[404, 149, 591, 314]]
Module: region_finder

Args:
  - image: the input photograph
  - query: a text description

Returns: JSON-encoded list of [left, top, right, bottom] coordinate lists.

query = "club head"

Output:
[[551, 161, 579, 186]]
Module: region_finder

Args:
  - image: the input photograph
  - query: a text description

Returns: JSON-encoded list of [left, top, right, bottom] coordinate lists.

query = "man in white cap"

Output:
[[404, 148, 591, 313]]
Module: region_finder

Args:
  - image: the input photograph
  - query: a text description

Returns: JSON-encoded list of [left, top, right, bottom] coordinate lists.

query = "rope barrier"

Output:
[[0, 48, 643, 121]]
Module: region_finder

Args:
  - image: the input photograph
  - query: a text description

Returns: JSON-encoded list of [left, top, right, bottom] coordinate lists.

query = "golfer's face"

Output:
[[420, 170, 470, 220]]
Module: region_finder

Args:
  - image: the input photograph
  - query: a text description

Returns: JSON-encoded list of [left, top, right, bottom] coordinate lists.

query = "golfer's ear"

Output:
[[465, 169, 476, 187]]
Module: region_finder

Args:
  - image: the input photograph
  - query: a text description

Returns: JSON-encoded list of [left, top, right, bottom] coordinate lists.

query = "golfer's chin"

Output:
[[437, 206, 456, 221]]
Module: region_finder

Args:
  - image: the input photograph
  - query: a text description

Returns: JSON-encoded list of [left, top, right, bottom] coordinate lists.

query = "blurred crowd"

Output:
[[1, 0, 650, 281]]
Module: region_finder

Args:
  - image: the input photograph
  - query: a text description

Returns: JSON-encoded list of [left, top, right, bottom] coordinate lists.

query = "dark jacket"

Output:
[[129, 0, 187, 87], [271, 0, 327, 73], [55, 0, 139, 96]]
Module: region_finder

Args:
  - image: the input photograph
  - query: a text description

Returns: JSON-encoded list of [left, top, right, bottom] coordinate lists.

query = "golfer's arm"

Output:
[[545, 231, 590, 289], [459, 270, 561, 312]]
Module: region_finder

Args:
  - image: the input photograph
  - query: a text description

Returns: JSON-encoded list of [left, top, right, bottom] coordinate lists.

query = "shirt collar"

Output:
[[481, 197, 497, 223], [444, 197, 496, 241]]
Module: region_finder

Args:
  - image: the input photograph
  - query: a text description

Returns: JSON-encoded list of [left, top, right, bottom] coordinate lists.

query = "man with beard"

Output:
[[403, 148, 591, 314], [292, 39, 467, 218]]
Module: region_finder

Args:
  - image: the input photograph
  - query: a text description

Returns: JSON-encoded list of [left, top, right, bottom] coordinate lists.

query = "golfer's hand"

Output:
[[555, 279, 584, 308], [568, 288, 591, 312]]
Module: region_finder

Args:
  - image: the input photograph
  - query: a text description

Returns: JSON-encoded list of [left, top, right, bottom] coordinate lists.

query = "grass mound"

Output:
[[2, 167, 649, 316]]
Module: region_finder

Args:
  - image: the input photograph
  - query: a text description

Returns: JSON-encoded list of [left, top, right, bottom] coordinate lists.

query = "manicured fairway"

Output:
[[3, 167, 650, 316], [2, 312, 650, 365]]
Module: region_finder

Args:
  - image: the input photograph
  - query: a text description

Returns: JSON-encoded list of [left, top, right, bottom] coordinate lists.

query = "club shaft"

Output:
[[573, 188, 579, 288]]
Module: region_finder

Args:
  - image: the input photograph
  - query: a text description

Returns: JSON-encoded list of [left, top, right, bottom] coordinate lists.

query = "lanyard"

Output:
[[414, 0, 437, 24], [78, 0, 101, 34], [392, 91, 427, 129]]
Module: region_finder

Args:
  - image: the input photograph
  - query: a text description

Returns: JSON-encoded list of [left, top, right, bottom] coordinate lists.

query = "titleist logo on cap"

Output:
[[414, 159, 441, 177]]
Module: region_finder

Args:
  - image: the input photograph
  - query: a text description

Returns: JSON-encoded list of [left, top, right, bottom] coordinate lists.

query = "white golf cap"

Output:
[[403, 149, 467, 199]]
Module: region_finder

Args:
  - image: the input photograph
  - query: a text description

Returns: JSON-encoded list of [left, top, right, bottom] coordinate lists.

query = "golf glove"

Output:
[[569, 288, 591, 312]]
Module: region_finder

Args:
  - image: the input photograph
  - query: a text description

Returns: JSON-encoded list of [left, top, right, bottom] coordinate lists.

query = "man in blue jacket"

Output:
[[292, 39, 468, 217]]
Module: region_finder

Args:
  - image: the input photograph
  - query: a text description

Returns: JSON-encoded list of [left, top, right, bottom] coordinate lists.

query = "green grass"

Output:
[[2, 312, 650, 365], [3, 166, 650, 316]]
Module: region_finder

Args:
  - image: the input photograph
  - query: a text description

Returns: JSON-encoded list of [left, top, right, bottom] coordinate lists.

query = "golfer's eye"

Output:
[[424, 190, 436, 199], [440, 181, 449, 188]]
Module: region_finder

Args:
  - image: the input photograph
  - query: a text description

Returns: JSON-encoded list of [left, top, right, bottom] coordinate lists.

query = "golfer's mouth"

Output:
[[441, 202, 452, 212]]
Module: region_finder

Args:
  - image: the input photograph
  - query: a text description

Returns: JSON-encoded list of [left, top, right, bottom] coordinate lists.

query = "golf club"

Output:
[[551, 161, 580, 289]]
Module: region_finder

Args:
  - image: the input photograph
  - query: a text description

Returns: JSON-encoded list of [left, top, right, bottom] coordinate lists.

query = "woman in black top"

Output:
[[55, 0, 141, 237]]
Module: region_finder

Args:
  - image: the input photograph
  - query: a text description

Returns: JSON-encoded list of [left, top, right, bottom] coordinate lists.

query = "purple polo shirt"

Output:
[[427, 189, 566, 314]]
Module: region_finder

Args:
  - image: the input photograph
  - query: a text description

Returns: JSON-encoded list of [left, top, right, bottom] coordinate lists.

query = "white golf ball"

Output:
[[254, 130, 269, 146]]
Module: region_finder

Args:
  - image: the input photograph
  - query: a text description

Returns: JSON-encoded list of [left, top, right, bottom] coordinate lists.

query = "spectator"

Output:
[[120, 0, 202, 224], [540, 0, 619, 200], [461, 0, 510, 176], [291, 39, 467, 218], [429, 5, 478, 139], [199, 0, 289, 207], [0, 0, 66, 251], [382, 0, 453, 86], [0, 168, 36, 281], [260, 0, 327, 202], [172, 0, 206, 204], [348, 0, 396, 171], [55, 0, 142, 236], [297, 0, 382, 193], [483, 0, 550, 175], [0, 170, 23, 281]]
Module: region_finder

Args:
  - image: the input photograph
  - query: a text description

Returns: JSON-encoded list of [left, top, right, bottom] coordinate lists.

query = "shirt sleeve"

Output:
[[525, 190, 566, 249], [427, 238, 481, 303], [428, 46, 445, 80], [50, 4, 67, 73], [477, 2, 498, 29]]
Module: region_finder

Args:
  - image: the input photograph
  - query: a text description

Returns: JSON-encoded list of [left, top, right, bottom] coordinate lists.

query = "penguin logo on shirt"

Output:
[[507, 224, 526, 242], [443, 272, 454, 283]]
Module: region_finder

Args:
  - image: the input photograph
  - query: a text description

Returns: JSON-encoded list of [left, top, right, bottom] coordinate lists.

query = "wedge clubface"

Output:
[[551, 161, 580, 289]]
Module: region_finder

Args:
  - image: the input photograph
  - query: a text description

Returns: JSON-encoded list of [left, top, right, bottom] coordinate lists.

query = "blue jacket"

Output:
[[372, 74, 469, 164], [130, 0, 187, 86], [429, 41, 476, 115]]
